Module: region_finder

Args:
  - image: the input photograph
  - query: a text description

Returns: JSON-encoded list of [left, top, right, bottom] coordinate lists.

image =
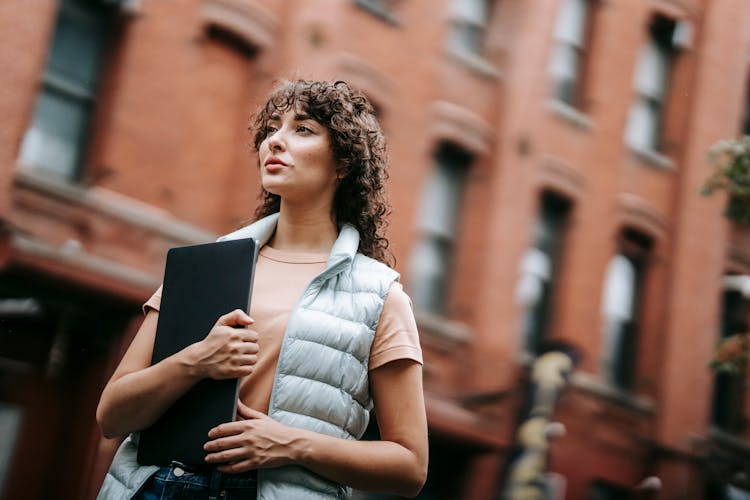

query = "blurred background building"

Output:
[[1, 0, 749, 498]]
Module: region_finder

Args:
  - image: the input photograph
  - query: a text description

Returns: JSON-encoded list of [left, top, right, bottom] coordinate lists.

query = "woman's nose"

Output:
[[267, 130, 285, 152]]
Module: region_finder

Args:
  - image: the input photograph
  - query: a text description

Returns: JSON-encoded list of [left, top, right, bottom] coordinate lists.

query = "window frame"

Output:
[[519, 191, 572, 354], [624, 14, 680, 155], [549, 0, 596, 109], [409, 142, 473, 315], [18, 0, 116, 182], [710, 281, 749, 432], [446, 0, 492, 57], [600, 230, 652, 391]]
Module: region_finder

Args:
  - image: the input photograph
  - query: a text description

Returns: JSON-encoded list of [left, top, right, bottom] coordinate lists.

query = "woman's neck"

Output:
[[268, 202, 338, 253]]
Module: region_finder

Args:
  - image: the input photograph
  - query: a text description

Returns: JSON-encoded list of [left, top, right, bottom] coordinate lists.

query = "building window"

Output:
[[600, 230, 651, 390], [0, 403, 22, 495], [624, 14, 687, 153], [447, 0, 491, 56], [587, 480, 631, 500], [710, 275, 749, 431], [549, 0, 594, 108], [517, 192, 572, 354], [19, 0, 116, 181], [742, 79, 750, 135], [409, 143, 472, 314]]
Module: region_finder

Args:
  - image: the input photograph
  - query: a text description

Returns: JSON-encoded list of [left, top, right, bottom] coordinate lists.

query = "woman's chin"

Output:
[[261, 181, 286, 197]]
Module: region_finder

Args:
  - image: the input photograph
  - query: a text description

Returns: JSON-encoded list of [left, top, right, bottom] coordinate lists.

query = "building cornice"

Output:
[[617, 192, 670, 242], [430, 100, 495, 158], [14, 167, 215, 245], [199, 0, 277, 50]]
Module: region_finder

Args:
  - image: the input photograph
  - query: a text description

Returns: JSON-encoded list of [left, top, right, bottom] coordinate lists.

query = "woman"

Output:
[[96, 80, 428, 499]]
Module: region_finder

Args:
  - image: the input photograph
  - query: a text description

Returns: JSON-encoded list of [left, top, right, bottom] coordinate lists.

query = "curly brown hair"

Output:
[[250, 80, 393, 265]]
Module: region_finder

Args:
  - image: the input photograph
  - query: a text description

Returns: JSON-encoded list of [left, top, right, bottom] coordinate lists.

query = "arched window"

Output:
[[742, 75, 750, 135], [409, 142, 472, 313], [710, 275, 750, 431], [624, 14, 691, 153], [19, 0, 119, 181], [601, 254, 636, 387], [600, 230, 651, 390], [447, 0, 492, 56], [516, 192, 572, 354], [549, 0, 596, 108]]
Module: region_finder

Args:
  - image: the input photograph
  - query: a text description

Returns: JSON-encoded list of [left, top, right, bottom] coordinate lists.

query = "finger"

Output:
[[208, 421, 244, 439], [238, 339, 259, 354], [203, 435, 240, 453], [205, 446, 248, 464], [238, 354, 258, 366], [217, 309, 253, 327], [237, 402, 266, 420], [239, 329, 259, 343], [216, 459, 256, 474]]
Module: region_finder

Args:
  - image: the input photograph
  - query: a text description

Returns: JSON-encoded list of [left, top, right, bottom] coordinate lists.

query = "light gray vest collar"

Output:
[[219, 213, 360, 274]]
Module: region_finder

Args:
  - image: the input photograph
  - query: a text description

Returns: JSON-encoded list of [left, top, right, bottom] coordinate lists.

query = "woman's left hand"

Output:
[[204, 401, 302, 473]]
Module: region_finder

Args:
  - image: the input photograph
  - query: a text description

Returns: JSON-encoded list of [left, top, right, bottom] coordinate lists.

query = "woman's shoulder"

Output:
[[352, 253, 399, 280], [350, 253, 400, 299]]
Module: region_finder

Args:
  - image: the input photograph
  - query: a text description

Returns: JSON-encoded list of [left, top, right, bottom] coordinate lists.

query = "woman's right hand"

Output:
[[182, 309, 259, 380], [97, 308, 259, 438]]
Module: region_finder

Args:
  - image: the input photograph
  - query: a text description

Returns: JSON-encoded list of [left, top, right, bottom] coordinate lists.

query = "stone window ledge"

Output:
[[13, 165, 214, 245], [444, 46, 501, 80], [414, 308, 472, 343], [570, 371, 655, 415], [547, 99, 594, 130], [629, 145, 675, 170]]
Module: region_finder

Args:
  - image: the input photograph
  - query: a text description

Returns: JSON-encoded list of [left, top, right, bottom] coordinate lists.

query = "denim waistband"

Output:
[[156, 461, 258, 489]]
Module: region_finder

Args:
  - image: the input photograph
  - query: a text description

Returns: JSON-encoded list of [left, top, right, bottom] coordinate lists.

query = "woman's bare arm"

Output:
[[96, 309, 259, 438], [204, 359, 428, 497]]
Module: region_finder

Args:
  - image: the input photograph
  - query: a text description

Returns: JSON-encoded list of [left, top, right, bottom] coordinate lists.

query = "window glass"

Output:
[[549, 0, 591, 107], [710, 285, 748, 430], [450, 0, 488, 25], [553, 0, 588, 46], [18, 0, 113, 180], [409, 237, 452, 314], [588, 480, 630, 500], [20, 89, 90, 177], [410, 144, 472, 313], [47, 3, 107, 89], [625, 97, 659, 151], [448, 0, 489, 55], [518, 193, 570, 353], [600, 230, 651, 390], [624, 15, 677, 153], [0, 403, 23, 494], [633, 43, 669, 100]]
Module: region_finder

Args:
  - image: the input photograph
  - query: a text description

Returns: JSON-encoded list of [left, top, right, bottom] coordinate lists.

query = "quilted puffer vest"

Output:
[[98, 213, 398, 499]]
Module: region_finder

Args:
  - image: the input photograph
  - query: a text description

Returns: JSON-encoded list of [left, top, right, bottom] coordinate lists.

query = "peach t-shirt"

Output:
[[144, 245, 422, 414]]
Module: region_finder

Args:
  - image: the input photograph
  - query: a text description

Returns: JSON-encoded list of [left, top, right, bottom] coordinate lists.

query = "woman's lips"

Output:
[[264, 158, 287, 173], [264, 162, 285, 173]]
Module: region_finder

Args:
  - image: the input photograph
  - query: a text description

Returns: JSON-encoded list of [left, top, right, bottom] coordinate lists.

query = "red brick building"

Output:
[[1, 0, 749, 498]]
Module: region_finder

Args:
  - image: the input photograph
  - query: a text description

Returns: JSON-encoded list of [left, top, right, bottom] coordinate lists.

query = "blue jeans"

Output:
[[135, 461, 258, 500]]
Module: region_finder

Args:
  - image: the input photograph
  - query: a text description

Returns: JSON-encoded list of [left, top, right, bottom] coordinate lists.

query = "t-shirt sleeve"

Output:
[[369, 282, 423, 371], [142, 285, 163, 314]]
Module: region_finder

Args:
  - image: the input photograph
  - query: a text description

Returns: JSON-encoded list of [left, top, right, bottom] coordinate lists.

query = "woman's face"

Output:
[[258, 108, 339, 206]]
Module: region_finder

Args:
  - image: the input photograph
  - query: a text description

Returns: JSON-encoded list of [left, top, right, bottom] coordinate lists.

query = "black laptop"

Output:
[[137, 237, 259, 466]]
